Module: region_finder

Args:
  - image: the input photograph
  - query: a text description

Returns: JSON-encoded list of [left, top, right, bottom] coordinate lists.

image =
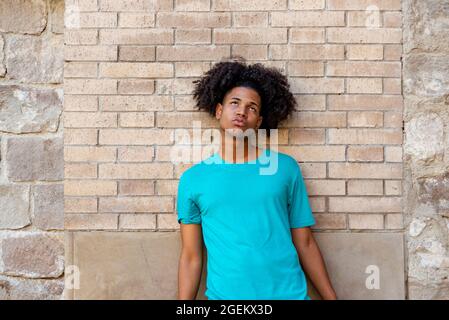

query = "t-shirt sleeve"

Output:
[[176, 172, 202, 225], [288, 161, 316, 228]]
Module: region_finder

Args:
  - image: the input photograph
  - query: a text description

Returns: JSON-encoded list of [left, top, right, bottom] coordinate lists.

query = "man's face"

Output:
[[215, 86, 263, 136]]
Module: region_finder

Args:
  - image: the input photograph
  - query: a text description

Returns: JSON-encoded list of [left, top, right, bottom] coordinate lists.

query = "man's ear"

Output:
[[257, 116, 263, 129], [215, 103, 223, 120]]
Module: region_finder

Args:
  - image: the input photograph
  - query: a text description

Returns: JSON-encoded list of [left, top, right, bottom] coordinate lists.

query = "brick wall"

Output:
[[64, 0, 403, 234]]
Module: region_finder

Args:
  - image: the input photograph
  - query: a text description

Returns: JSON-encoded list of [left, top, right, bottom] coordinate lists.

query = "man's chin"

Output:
[[224, 126, 257, 138]]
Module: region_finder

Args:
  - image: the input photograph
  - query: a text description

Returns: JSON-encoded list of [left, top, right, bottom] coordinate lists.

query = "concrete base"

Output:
[[64, 231, 405, 300]]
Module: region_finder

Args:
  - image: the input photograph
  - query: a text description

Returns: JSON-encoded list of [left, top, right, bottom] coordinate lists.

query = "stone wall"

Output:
[[403, 0, 449, 299], [62, 0, 407, 299], [0, 0, 65, 299], [0, 0, 447, 299]]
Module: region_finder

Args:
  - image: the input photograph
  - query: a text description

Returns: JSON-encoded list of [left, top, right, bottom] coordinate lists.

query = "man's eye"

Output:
[[231, 101, 238, 105], [250, 107, 257, 111]]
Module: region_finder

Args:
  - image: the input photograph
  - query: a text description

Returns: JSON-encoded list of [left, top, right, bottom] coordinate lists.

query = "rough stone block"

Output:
[[0, 0, 47, 34], [0, 85, 62, 134], [0, 275, 64, 300], [5, 34, 63, 83], [0, 184, 30, 229], [33, 184, 64, 230], [0, 233, 64, 278], [6, 137, 64, 181]]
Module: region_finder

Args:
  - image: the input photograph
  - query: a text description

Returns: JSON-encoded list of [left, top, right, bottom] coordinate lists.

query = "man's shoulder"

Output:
[[179, 153, 216, 181], [270, 149, 299, 168]]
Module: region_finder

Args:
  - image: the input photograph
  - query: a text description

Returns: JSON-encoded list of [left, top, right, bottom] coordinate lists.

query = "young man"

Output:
[[177, 58, 337, 300]]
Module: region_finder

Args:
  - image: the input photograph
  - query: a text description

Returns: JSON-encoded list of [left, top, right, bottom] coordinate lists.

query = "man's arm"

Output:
[[178, 223, 204, 299], [291, 227, 337, 300]]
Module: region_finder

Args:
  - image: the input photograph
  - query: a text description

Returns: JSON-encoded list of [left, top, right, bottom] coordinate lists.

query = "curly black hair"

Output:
[[192, 56, 297, 136]]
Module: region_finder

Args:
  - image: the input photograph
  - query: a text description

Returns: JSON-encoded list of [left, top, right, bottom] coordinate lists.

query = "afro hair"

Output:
[[191, 56, 297, 136]]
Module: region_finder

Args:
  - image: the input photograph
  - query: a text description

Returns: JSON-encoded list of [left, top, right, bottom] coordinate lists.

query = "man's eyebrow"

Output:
[[229, 97, 259, 107]]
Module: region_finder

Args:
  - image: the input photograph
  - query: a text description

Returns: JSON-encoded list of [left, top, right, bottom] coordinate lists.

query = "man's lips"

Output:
[[232, 119, 246, 127]]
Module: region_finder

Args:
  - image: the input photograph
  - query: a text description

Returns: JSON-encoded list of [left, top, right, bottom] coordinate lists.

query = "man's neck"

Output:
[[219, 130, 259, 163]]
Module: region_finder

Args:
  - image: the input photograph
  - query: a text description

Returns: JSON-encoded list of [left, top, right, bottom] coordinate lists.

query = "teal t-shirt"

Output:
[[177, 148, 316, 300]]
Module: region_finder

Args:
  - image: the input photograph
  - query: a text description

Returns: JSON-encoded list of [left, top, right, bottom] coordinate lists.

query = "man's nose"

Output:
[[236, 106, 247, 117]]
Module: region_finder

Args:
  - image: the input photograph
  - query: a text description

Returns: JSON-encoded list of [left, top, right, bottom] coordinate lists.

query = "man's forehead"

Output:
[[225, 88, 261, 104]]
